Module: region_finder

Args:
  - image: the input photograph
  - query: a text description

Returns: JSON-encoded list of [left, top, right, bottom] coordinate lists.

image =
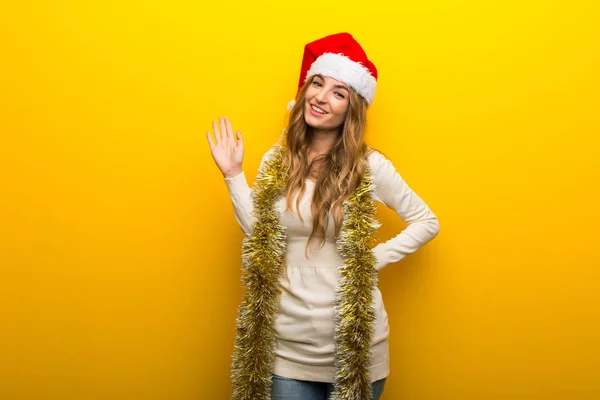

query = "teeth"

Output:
[[311, 105, 326, 114]]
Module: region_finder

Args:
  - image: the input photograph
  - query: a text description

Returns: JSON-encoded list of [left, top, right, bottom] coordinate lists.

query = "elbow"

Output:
[[240, 216, 257, 237], [431, 217, 440, 238], [427, 214, 440, 239]]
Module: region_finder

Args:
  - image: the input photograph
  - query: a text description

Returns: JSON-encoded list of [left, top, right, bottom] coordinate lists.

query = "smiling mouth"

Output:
[[310, 104, 328, 114]]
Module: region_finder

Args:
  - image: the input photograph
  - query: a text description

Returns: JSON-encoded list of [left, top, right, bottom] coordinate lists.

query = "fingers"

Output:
[[236, 129, 243, 148], [210, 117, 238, 148], [225, 118, 234, 143], [219, 117, 228, 146]]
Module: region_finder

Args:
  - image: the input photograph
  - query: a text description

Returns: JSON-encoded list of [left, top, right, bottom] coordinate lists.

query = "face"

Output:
[[304, 74, 350, 133]]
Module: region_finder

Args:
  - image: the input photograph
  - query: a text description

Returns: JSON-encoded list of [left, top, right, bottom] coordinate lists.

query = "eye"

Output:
[[312, 81, 322, 87], [335, 92, 345, 98]]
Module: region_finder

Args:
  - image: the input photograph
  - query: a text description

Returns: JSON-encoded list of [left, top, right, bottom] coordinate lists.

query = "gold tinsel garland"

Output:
[[230, 137, 381, 400]]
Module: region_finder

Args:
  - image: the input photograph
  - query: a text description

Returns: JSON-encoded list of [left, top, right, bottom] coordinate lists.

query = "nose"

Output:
[[315, 88, 327, 103]]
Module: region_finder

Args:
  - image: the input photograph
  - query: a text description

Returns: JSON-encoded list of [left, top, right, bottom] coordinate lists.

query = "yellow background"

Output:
[[1, 0, 599, 398]]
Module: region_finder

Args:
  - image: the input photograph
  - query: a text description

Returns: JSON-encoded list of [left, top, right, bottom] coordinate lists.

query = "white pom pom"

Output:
[[287, 99, 296, 111]]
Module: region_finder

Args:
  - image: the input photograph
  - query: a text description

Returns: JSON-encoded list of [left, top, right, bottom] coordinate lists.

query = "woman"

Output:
[[207, 33, 440, 400]]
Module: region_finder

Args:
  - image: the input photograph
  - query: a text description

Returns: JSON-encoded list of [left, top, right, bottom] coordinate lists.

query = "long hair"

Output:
[[283, 75, 373, 258]]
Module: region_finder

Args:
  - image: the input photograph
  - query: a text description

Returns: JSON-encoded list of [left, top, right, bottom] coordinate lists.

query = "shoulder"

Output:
[[364, 148, 407, 204], [259, 142, 280, 164], [366, 147, 382, 161], [365, 147, 394, 175], [259, 139, 287, 171], [260, 146, 276, 164]]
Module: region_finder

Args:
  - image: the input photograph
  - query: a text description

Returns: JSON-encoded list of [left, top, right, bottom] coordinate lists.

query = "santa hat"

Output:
[[287, 32, 378, 111]]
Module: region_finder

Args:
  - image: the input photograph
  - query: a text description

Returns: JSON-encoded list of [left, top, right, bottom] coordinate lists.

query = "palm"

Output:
[[206, 117, 244, 176]]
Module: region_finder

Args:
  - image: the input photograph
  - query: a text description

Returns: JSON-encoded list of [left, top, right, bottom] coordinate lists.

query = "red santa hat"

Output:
[[287, 32, 378, 111]]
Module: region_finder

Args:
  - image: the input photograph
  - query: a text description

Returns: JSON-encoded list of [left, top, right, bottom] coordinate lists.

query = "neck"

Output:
[[310, 128, 338, 154]]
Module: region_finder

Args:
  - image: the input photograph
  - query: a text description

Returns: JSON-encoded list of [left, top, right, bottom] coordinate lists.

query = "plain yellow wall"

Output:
[[1, 1, 599, 399]]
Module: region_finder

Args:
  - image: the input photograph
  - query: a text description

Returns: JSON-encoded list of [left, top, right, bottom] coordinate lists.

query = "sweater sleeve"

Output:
[[223, 147, 274, 236], [368, 150, 441, 270]]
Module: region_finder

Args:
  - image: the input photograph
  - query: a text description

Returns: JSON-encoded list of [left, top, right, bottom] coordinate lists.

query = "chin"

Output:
[[304, 115, 324, 128], [304, 118, 317, 129]]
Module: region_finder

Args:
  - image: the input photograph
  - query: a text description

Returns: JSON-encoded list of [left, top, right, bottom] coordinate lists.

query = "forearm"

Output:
[[223, 170, 255, 236], [373, 211, 440, 270]]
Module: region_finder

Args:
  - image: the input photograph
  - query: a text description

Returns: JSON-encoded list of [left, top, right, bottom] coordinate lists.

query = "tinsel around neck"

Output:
[[230, 138, 381, 400]]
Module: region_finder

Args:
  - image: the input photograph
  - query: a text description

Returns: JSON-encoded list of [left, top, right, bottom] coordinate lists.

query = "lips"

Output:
[[309, 104, 328, 114]]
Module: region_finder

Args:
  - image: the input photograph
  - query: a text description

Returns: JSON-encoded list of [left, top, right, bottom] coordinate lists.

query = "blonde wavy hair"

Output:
[[283, 75, 375, 258]]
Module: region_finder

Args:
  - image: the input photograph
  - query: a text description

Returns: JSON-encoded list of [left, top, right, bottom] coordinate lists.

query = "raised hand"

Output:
[[206, 117, 244, 178]]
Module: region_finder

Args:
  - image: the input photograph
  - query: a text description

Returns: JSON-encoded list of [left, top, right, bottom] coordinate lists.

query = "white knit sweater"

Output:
[[224, 148, 440, 383]]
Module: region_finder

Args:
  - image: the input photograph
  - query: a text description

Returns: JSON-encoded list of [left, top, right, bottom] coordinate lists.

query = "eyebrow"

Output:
[[314, 74, 349, 91]]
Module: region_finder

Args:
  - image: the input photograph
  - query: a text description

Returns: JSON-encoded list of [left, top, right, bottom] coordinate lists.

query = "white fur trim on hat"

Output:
[[287, 99, 296, 111], [305, 52, 377, 104]]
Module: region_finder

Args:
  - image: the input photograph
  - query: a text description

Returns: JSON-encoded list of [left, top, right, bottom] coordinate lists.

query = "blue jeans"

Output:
[[271, 374, 386, 400]]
